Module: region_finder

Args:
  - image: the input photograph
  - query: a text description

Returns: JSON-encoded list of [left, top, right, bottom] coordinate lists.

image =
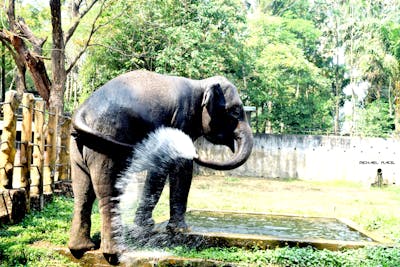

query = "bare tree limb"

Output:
[[25, 52, 51, 102], [64, 0, 99, 45], [6, 0, 15, 30], [9, 30, 51, 100], [0, 34, 17, 59], [89, 42, 146, 62], [15, 18, 47, 54], [66, 0, 108, 73], [70, 0, 84, 17], [0, 34, 25, 76]]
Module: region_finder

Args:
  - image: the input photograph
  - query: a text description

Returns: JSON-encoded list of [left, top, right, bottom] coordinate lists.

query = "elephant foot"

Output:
[[103, 253, 120, 265], [68, 238, 96, 259], [134, 213, 155, 230], [166, 220, 190, 233], [100, 239, 120, 265]]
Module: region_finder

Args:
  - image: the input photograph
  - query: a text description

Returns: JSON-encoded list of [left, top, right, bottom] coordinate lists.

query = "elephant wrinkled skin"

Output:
[[68, 70, 253, 261]]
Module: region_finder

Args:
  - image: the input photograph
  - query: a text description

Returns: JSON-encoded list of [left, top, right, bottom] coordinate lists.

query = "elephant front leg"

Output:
[[167, 159, 193, 232], [134, 171, 167, 229]]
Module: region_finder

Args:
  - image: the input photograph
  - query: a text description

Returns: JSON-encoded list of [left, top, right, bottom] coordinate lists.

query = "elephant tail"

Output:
[[72, 108, 135, 149]]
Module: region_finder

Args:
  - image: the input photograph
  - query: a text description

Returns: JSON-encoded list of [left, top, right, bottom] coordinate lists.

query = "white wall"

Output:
[[195, 134, 400, 184]]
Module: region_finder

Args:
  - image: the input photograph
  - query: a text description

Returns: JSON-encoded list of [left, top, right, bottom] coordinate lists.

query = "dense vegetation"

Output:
[[2, 0, 400, 137]]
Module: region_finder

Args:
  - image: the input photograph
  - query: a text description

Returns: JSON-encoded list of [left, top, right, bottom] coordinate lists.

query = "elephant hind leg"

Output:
[[167, 159, 193, 232], [135, 170, 167, 228], [68, 138, 97, 255], [89, 151, 130, 258]]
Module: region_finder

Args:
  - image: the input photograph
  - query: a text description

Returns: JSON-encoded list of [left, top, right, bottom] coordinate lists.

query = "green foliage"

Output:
[[170, 246, 400, 267], [356, 99, 394, 137], [79, 0, 247, 102], [381, 22, 400, 62], [6, 0, 400, 136], [0, 45, 15, 96], [245, 14, 333, 133]]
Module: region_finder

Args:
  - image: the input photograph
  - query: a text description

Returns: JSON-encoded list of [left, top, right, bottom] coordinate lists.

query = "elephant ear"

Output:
[[201, 83, 226, 135], [201, 83, 226, 111]]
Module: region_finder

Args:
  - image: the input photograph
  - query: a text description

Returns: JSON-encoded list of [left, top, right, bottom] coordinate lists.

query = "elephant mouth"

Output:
[[204, 134, 235, 153], [194, 121, 253, 170]]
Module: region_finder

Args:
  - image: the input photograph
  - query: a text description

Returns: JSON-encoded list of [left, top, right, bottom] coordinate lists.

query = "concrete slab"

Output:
[[177, 210, 392, 251]]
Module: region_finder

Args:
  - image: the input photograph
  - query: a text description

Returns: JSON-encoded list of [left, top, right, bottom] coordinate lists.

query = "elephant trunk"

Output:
[[194, 121, 253, 170]]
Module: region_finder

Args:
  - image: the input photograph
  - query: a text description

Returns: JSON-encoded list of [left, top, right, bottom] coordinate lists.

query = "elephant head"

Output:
[[194, 77, 254, 170]]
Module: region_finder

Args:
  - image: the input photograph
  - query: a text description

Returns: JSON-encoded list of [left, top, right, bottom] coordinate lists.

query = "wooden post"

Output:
[[31, 100, 45, 201], [56, 116, 71, 181], [12, 144, 22, 189], [19, 93, 34, 211], [0, 91, 19, 189], [12, 95, 34, 191], [31, 100, 45, 209], [43, 108, 58, 194]]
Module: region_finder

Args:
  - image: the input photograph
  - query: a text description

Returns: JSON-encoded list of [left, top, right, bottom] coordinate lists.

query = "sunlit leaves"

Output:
[[245, 12, 332, 133], [79, 0, 247, 98]]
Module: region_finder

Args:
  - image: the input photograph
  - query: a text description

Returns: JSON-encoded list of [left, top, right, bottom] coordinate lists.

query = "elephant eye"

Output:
[[228, 106, 242, 119]]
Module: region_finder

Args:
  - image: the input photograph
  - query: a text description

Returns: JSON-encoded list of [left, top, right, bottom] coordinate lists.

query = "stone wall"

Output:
[[195, 134, 400, 185]]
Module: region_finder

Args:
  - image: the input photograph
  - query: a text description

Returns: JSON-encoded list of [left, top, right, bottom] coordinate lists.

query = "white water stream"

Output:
[[111, 127, 197, 262]]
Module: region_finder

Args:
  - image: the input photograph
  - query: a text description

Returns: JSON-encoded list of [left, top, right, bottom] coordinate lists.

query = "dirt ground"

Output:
[[155, 176, 400, 242]]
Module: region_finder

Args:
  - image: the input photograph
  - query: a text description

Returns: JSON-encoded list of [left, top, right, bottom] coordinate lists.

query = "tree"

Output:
[[0, 0, 107, 112], [78, 0, 248, 101], [245, 8, 332, 133], [308, 0, 400, 136], [381, 21, 400, 134], [357, 99, 393, 137]]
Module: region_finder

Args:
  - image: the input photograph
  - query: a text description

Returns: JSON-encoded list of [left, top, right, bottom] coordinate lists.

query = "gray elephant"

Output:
[[68, 70, 253, 261]]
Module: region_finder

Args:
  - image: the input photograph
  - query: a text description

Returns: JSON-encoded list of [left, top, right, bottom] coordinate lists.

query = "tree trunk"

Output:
[[334, 73, 342, 135], [333, 13, 341, 136], [50, 0, 67, 112]]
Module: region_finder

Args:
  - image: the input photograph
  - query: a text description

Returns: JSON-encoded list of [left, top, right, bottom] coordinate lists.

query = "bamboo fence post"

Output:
[[19, 93, 34, 211], [31, 100, 45, 201], [0, 91, 19, 189], [43, 108, 58, 194], [56, 117, 71, 181]]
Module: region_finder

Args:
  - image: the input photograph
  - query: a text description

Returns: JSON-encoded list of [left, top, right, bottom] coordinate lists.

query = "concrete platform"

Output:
[[57, 247, 232, 267], [177, 210, 391, 251]]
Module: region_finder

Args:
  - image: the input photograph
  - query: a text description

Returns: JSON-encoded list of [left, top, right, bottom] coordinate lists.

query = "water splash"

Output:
[[112, 127, 197, 262]]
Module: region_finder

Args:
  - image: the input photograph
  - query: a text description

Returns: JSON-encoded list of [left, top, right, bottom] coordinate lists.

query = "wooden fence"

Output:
[[0, 90, 71, 223]]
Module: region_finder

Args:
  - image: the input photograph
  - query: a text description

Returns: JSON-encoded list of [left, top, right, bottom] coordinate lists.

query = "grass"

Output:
[[0, 197, 101, 267], [184, 176, 400, 242], [1, 176, 400, 266]]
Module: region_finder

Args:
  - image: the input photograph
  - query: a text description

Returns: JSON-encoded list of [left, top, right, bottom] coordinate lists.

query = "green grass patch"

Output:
[[307, 179, 363, 189], [1, 177, 400, 266], [0, 196, 99, 267], [169, 246, 400, 267]]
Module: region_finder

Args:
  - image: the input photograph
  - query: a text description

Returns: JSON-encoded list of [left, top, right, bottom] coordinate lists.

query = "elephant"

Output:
[[68, 70, 253, 261]]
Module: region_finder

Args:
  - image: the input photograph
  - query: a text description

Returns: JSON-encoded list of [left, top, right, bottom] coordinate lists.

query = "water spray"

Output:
[[112, 127, 197, 260]]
